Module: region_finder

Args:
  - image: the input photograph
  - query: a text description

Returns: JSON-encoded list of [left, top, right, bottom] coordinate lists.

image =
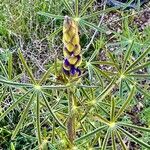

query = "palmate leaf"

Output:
[[61, 0, 74, 16], [119, 122, 150, 132], [96, 76, 118, 102], [91, 61, 117, 66], [0, 86, 7, 103], [47, 26, 63, 40], [101, 129, 111, 150], [75, 0, 79, 17], [125, 46, 150, 73], [118, 127, 150, 149], [38, 66, 55, 85], [95, 114, 110, 126], [88, 47, 100, 62], [11, 92, 36, 140], [75, 125, 107, 143], [41, 92, 66, 130], [119, 78, 124, 99], [36, 93, 42, 145], [0, 60, 8, 78], [127, 61, 150, 74], [127, 78, 150, 99], [79, 0, 95, 17], [92, 65, 111, 81], [115, 86, 135, 120], [82, 6, 121, 19], [18, 49, 36, 84], [110, 98, 115, 122], [0, 90, 32, 120], [126, 74, 150, 78], [111, 130, 116, 150], [0, 78, 33, 88], [122, 40, 134, 71], [37, 12, 64, 20], [80, 19, 107, 33], [92, 67, 104, 89], [8, 53, 12, 79], [106, 50, 120, 72], [116, 130, 128, 150]]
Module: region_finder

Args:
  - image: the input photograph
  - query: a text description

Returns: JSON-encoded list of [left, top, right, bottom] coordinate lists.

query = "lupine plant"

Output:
[[0, 0, 150, 150]]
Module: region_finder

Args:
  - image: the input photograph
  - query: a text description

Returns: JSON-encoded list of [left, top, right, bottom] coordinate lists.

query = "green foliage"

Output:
[[0, 0, 150, 150]]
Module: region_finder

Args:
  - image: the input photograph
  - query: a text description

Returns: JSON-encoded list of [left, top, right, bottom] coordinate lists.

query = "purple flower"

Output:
[[76, 68, 81, 76], [63, 68, 70, 75], [64, 59, 70, 66], [70, 66, 76, 75]]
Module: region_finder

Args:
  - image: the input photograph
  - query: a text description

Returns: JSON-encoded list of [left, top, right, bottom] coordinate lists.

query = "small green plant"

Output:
[[0, 0, 150, 150]]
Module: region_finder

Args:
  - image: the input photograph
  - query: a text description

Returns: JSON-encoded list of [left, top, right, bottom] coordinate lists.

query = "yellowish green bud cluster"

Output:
[[63, 16, 82, 77]]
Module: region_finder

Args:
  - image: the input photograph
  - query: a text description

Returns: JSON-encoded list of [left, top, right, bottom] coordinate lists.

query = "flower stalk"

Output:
[[62, 16, 82, 145], [67, 89, 76, 145]]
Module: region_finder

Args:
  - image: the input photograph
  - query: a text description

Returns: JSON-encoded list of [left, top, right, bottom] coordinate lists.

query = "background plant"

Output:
[[0, 0, 150, 150]]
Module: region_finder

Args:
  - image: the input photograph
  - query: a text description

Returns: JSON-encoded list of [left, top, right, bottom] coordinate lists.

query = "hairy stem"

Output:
[[67, 88, 76, 145]]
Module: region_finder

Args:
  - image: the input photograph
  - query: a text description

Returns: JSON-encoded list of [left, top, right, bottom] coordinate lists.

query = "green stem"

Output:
[[67, 88, 76, 145]]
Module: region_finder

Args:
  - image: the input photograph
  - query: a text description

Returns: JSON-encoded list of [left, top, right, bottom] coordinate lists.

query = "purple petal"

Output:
[[63, 68, 70, 75], [77, 55, 81, 61], [70, 66, 76, 75], [70, 51, 74, 56], [76, 68, 81, 76], [64, 59, 70, 66]]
